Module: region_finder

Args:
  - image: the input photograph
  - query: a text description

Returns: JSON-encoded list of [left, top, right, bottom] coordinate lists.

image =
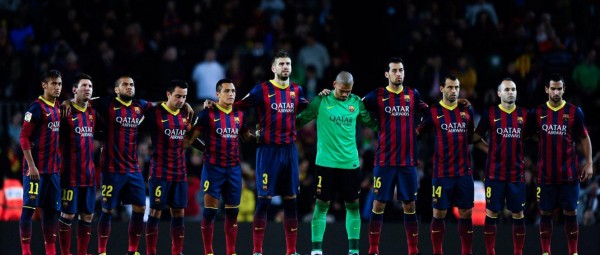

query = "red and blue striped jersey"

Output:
[[475, 105, 528, 182], [20, 96, 61, 175], [362, 86, 428, 167], [529, 101, 588, 184], [95, 97, 150, 174], [145, 103, 189, 181], [419, 101, 474, 178], [235, 80, 308, 145], [193, 105, 245, 167], [60, 102, 96, 187]]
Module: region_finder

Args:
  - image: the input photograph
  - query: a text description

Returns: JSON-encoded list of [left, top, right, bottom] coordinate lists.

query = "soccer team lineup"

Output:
[[17, 50, 592, 255]]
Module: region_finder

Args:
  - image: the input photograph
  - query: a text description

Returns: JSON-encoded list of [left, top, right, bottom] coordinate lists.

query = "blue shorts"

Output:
[[22, 174, 60, 210], [100, 172, 146, 209], [372, 166, 418, 202], [60, 186, 96, 214], [484, 179, 525, 213], [255, 144, 299, 197], [148, 178, 188, 210], [432, 175, 474, 210], [537, 182, 580, 211], [201, 163, 242, 205]]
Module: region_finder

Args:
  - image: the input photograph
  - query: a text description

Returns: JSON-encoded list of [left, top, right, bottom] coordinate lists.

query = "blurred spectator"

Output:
[[465, 0, 499, 27], [297, 33, 330, 79], [580, 176, 600, 226], [572, 49, 600, 96], [453, 55, 478, 99], [7, 111, 22, 145], [301, 65, 324, 99], [191, 48, 225, 102]]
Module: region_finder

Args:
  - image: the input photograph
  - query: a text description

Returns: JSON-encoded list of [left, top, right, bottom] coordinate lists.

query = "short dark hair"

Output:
[[386, 57, 404, 71], [114, 75, 133, 87], [272, 50, 291, 65], [42, 70, 62, 83], [167, 79, 189, 93], [216, 78, 234, 92], [73, 73, 92, 88], [547, 73, 565, 87], [440, 74, 458, 87]]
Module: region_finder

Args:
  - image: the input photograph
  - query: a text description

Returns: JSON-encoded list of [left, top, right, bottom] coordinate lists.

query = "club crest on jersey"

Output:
[[404, 95, 411, 102], [460, 112, 466, 119], [517, 117, 523, 124], [290, 91, 296, 99], [562, 114, 569, 121], [134, 106, 141, 114], [348, 105, 355, 112], [235, 117, 240, 124], [24, 112, 32, 122], [89, 114, 94, 121]]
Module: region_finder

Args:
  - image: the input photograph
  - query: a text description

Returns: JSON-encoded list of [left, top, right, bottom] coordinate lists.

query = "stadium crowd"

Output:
[[1, 0, 599, 227]]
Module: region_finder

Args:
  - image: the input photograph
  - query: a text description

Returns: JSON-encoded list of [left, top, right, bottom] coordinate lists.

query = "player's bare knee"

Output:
[[149, 209, 162, 218], [79, 213, 93, 222], [132, 205, 146, 213], [540, 210, 552, 216], [283, 195, 296, 200], [563, 209, 577, 216], [458, 208, 472, 219], [372, 200, 386, 213], [61, 213, 75, 220], [402, 201, 416, 213], [486, 209, 499, 218], [204, 194, 220, 208], [170, 208, 184, 218], [433, 209, 447, 218], [511, 211, 524, 219]]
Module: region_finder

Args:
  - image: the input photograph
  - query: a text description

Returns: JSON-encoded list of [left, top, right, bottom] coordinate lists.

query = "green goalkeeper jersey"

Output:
[[297, 93, 377, 169]]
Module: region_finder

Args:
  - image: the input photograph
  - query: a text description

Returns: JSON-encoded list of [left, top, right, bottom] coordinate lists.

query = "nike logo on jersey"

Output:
[[46, 113, 51, 116], [540, 115, 547, 119], [114, 107, 121, 110], [437, 115, 444, 119], [72, 117, 78, 121], [382, 97, 390, 101], [214, 118, 220, 122], [161, 119, 169, 122], [268, 93, 276, 97], [494, 118, 501, 122], [326, 106, 334, 109]]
